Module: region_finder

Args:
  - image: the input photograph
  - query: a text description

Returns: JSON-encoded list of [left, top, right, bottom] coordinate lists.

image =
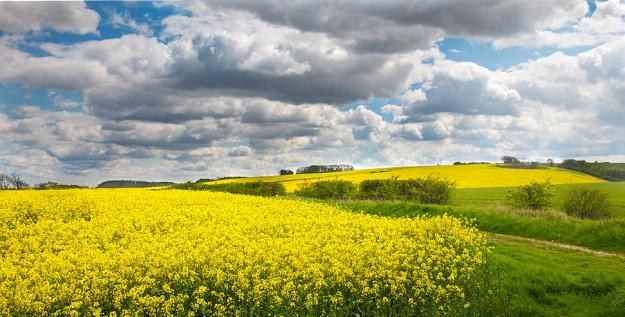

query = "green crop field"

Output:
[[454, 182, 625, 218], [208, 164, 603, 192]]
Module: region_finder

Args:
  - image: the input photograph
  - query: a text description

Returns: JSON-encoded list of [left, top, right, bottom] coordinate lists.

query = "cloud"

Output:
[[109, 11, 153, 37], [1, 1, 625, 185], [185, 0, 587, 53], [228, 146, 252, 157], [492, 0, 625, 49], [0, 1, 100, 34], [162, 11, 425, 104], [397, 60, 521, 122]]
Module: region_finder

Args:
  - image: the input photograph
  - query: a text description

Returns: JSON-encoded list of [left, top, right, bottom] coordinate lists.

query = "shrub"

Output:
[[172, 182, 286, 196], [562, 187, 610, 219], [279, 169, 294, 175], [358, 176, 455, 204], [294, 180, 357, 199], [505, 180, 554, 210]]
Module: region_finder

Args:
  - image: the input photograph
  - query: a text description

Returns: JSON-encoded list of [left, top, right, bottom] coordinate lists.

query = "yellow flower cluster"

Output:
[[0, 189, 489, 316]]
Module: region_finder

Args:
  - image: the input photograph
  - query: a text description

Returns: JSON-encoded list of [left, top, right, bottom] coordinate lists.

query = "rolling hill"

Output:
[[207, 164, 603, 192]]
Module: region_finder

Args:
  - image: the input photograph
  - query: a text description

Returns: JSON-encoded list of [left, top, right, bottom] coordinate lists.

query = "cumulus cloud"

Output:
[[492, 0, 625, 49], [395, 60, 520, 122], [184, 0, 587, 53], [0, 1, 100, 34], [1, 0, 625, 185]]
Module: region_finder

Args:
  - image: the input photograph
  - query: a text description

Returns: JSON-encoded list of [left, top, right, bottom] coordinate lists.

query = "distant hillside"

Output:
[[560, 160, 625, 181], [97, 180, 175, 188], [207, 164, 603, 192]]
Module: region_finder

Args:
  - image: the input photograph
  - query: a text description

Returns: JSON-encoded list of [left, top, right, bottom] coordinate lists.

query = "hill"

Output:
[[96, 180, 175, 188], [207, 164, 603, 192], [560, 160, 625, 181]]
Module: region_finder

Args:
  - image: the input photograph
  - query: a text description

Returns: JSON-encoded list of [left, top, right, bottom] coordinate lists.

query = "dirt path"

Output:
[[486, 232, 625, 260]]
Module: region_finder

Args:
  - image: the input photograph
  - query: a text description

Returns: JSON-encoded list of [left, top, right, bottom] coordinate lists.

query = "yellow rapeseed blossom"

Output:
[[0, 189, 489, 316], [209, 164, 602, 191]]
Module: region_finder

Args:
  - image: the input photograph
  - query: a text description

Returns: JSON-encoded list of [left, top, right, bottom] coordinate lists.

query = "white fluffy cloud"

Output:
[[0, 2, 100, 34], [492, 0, 625, 49], [1, 0, 625, 185]]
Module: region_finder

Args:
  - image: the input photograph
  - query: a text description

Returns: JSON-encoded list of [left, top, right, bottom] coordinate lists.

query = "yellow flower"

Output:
[[0, 189, 489, 315]]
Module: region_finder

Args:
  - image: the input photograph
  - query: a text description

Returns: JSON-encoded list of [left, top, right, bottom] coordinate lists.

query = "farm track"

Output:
[[487, 232, 625, 260]]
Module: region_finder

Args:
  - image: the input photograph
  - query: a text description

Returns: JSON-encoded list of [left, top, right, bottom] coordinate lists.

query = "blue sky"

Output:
[[1, 0, 624, 185]]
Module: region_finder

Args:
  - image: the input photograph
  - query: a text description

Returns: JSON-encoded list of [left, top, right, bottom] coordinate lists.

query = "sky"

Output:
[[1, 0, 625, 186]]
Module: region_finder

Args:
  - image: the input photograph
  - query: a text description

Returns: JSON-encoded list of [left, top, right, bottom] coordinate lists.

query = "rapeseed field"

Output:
[[209, 164, 602, 192], [0, 189, 489, 316]]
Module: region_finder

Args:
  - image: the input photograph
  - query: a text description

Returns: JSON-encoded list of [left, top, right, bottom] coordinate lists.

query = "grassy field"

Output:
[[490, 239, 625, 316], [340, 200, 625, 254], [454, 182, 625, 218], [208, 164, 603, 192]]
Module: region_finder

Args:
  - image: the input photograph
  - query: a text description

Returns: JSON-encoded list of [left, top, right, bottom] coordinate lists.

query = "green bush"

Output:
[[294, 180, 357, 200], [505, 180, 554, 210], [172, 182, 286, 196], [358, 176, 455, 204], [562, 187, 610, 219]]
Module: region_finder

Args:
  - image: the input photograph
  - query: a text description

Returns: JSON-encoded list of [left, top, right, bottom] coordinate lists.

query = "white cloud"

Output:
[[492, 0, 625, 49], [0, 1, 100, 34], [1, 1, 625, 185]]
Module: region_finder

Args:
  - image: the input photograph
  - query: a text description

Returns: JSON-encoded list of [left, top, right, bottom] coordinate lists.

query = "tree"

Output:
[[0, 172, 29, 189], [8, 173, 29, 189], [0, 173, 10, 189], [547, 158, 554, 166], [501, 156, 520, 165], [279, 169, 294, 175]]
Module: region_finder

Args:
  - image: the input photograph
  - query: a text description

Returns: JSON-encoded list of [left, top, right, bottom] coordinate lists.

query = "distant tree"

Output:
[[547, 158, 555, 166], [279, 169, 294, 175], [9, 173, 29, 189], [296, 164, 354, 174], [35, 181, 84, 190], [0, 173, 29, 189], [501, 156, 520, 165], [0, 173, 10, 189]]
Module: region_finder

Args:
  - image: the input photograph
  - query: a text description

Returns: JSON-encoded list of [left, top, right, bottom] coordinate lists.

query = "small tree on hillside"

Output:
[[501, 156, 520, 165], [279, 169, 294, 175]]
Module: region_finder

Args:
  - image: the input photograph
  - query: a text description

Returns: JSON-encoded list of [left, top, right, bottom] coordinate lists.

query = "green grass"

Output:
[[339, 201, 625, 254], [454, 182, 625, 218], [490, 239, 625, 316], [336, 199, 625, 315]]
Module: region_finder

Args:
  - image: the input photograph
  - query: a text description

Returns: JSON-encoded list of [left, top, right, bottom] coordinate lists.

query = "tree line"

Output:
[[0, 172, 29, 189]]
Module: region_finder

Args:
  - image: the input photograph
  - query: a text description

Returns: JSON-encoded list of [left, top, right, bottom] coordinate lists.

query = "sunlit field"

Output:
[[209, 164, 603, 192], [0, 189, 489, 316]]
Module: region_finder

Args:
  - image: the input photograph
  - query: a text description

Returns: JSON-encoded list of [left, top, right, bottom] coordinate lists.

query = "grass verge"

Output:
[[490, 239, 625, 316], [339, 200, 625, 254]]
